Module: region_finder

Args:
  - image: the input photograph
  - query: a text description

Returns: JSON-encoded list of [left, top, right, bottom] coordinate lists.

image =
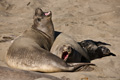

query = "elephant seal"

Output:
[[0, 66, 66, 80], [50, 33, 90, 63], [79, 40, 116, 60], [5, 8, 93, 72]]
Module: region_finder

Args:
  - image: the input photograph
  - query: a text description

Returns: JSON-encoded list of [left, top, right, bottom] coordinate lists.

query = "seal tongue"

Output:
[[64, 54, 68, 60], [45, 12, 50, 16]]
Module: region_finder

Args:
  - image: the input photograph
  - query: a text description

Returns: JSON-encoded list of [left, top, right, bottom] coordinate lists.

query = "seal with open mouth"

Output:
[[50, 33, 90, 63]]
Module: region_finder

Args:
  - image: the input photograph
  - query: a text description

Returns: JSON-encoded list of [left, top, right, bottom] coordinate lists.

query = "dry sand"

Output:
[[0, 0, 120, 80]]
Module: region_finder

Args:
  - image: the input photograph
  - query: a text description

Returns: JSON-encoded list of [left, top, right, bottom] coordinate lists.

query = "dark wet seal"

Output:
[[79, 40, 116, 61]]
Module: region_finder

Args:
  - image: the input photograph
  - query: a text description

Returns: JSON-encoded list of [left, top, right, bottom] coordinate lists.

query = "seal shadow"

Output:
[[54, 31, 61, 39]]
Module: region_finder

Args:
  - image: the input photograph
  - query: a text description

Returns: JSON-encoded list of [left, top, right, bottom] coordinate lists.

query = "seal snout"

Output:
[[34, 8, 52, 18]]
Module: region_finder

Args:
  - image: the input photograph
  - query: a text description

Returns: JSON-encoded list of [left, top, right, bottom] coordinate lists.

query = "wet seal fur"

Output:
[[79, 40, 116, 61], [50, 33, 90, 63], [0, 66, 67, 80], [5, 8, 93, 72]]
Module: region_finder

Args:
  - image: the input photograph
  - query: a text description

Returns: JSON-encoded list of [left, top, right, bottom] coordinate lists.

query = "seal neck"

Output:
[[32, 18, 54, 42]]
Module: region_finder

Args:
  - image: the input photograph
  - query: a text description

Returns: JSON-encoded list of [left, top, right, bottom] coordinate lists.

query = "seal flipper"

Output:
[[66, 63, 95, 72], [79, 40, 111, 47], [67, 63, 95, 66], [95, 41, 111, 46]]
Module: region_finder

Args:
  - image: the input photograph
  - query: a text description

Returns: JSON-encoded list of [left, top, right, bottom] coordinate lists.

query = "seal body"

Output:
[[79, 40, 116, 60], [5, 8, 92, 72], [0, 66, 62, 80], [50, 33, 90, 63]]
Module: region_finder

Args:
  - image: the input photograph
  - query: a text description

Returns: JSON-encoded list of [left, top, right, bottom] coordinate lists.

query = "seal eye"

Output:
[[37, 18, 41, 21]]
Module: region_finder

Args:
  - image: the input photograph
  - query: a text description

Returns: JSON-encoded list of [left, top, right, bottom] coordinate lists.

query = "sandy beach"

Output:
[[0, 0, 120, 80]]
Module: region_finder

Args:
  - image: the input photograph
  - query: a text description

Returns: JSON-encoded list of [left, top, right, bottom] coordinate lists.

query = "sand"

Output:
[[0, 0, 120, 80]]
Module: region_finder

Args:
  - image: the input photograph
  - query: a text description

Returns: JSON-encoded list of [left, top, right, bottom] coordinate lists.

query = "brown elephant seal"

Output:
[[79, 40, 116, 61], [0, 66, 67, 80], [50, 33, 90, 63], [5, 8, 93, 72]]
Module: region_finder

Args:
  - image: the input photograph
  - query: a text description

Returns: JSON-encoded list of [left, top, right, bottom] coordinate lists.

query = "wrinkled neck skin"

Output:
[[32, 18, 55, 42]]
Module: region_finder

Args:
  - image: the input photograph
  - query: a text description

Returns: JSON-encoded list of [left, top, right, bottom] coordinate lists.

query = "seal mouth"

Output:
[[62, 51, 71, 61], [61, 45, 72, 61], [44, 11, 51, 16], [45, 11, 50, 16]]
